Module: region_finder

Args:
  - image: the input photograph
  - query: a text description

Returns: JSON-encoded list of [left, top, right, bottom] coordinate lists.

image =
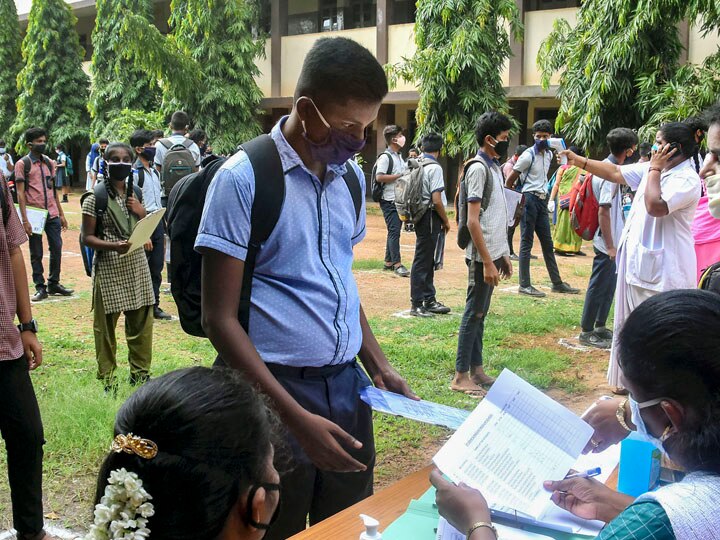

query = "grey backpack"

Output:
[[456, 158, 494, 249], [394, 158, 435, 224], [159, 138, 195, 196]]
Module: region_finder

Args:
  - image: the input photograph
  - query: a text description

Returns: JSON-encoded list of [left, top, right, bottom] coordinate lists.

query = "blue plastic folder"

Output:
[[383, 488, 595, 540]]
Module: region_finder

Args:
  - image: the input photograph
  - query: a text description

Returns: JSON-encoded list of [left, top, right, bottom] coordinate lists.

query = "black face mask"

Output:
[[107, 162, 133, 181], [492, 138, 510, 158], [31, 143, 46, 155]]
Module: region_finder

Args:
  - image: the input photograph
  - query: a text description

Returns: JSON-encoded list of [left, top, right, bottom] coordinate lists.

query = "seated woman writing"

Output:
[[432, 289, 720, 540], [85, 367, 282, 540]]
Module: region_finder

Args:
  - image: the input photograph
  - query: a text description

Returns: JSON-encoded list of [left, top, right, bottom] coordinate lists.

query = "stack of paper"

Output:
[[433, 369, 598, 533], [437, 517, 554, 540]]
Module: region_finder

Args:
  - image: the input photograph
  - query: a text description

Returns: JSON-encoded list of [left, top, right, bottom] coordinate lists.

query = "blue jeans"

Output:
[[380, 199, 401, 265], [456, 258, 498, 372], [580, 248, 617, 332], [519, 193, 562, 288]]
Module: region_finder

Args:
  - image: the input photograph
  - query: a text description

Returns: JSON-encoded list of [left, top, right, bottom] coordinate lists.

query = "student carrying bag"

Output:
[[158, 138, 195, 196], [166, 135, 363, 338], [455, 158, 494, 249], [370, 151, 393, 202], [394, 158, 435, 225]]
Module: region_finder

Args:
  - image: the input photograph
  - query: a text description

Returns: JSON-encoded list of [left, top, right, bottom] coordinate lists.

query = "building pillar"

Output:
[[508, 0, 524, 87], [271, 0, 287, 97], [375, 104, 396, 155], [377, 0, 389, 65], [678, 19, 690, 65]]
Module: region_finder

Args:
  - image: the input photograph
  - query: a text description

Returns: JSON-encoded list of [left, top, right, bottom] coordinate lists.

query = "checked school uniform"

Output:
[[82, 187, 154, 384], [195, 117, 373, 540]]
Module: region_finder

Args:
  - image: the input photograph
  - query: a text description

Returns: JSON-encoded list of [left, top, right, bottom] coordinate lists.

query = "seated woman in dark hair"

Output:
[[432, 289, 720, 539], [85, 367, 281, 540]]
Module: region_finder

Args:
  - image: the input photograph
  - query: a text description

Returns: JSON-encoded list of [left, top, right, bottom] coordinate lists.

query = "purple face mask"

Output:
[[301, 98, 366, 165]]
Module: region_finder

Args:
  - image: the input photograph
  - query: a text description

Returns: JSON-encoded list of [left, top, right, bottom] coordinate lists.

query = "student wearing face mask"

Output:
[[451, 112, 513, 396], [91, 138, 110, 185], [434, 289, 720, 540], [375, 124, 410, 276], [130, 129, 171, 320], [505, 120, 579, 297], [195, 38, 417, 539], [81, 142, 154, 391], [560, 123, 702, 390], [0, 139, 14, 179]]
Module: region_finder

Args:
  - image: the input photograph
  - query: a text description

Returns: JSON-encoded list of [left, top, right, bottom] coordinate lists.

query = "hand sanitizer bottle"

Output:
[[359, 514, 382, 540]]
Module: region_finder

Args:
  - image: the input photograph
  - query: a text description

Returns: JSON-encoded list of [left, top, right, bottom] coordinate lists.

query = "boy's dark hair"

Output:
[[475, 112, 513, 147], [514, 144, 528, 157], [639, 142, 653, 157], [684, 115, 708, 134], [383, 125, 403, 145], [606, 127, 639, 156], [703, 102, 720, 128], [94, 367, 281, 539], [130, 129, 154, 150], [24, 127, 47, 143], [659, 122, 697, 159], [188, 128, 207, 145], [532, 119, 553, 135], [55, 144, 65, 152], [295, 37, 388, 105], [408, 147, 419, 155], [170, 111, 191, 131], [420, 132, 443, 153], [99, 138, 110, 145], [151, 129, 165, 140], [0, 140, 5, 146]]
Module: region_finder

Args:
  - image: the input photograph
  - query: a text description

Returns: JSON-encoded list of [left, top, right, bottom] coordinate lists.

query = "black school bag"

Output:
[[166, 134, 363, 338], [79, 182, 143, 277], [455, 158, 494, 249], [370, 151, 393, 202], [699, 262, 720, 296]]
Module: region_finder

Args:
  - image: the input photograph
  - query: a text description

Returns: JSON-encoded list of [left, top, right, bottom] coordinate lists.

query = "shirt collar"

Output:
[[27, 153, 41, 163], [271, 116, 348, 179], [477, 150, 500, 168], [422, 153, 438, 162], [606, 154, 619, 165]]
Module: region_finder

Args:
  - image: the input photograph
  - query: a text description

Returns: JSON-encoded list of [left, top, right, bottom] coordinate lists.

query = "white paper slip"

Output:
[[433, 369, 594, 520], [359, 386, 470, 430], [437, 517, 553, 540], [120, 208, 166, 257], [15, 204, 48, 235], [503, 188, 524, 227]]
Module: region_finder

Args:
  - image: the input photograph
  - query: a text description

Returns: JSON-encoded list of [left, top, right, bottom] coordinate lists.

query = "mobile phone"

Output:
[[667, 142, 681, 154]]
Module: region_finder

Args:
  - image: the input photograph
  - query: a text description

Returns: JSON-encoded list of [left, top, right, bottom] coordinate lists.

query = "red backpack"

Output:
[[569, 172, 599, 240]]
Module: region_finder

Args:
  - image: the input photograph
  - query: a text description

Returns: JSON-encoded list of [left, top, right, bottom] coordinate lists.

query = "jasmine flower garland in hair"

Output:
[[85, 468, 154, 540]]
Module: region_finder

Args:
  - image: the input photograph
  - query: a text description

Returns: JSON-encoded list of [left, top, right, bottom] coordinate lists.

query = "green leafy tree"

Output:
[[538, 1, 720, 149], [11, 0, 89, 148], [0, 0, 22, 138], [96, 109, 164, 142], [121, 0, 265, 154], [88, 0, 161, 138], [388, 0, 522, 158]]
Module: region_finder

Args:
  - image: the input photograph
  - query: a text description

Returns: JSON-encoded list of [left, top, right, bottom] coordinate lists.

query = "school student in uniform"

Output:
[[130, 129, 171, 321], [409, 132, 452, 317], [452, 112, 513, 396], [81, 143, 155, 391], [195, 37, 416, 540]]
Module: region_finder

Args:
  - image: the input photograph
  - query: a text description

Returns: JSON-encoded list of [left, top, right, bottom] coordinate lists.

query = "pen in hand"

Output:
[[565, 467, 602, 480]]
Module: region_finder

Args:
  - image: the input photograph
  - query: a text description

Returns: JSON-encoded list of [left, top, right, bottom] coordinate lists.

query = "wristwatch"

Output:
[[616, 398, 632, 432], [17, 318, 38, 333]]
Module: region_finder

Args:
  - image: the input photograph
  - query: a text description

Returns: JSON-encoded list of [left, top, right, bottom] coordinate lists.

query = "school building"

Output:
[[13, 0, 720, 191]]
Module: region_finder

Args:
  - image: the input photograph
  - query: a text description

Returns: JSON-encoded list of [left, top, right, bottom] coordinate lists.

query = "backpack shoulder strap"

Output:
[[519, 148, 536, 188], [132, 184, 143, 203], [180, 138, 194, 149], [342, 162, 362, 223], [383, 151, 394, 175], [237, 134, 285, 332], [22, 155, 32, 177], [159, 138, 173, 150], [93, 182, 109, 215]]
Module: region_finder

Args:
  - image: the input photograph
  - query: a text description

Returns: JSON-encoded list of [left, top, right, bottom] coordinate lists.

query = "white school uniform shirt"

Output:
[[618, 159, 701, 292]]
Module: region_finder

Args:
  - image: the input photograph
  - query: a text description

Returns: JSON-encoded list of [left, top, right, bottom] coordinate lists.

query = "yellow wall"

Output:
[[289, 0, 318, 16], [688, 19, 720, 65], [524, 8, 578, 86], [281, 27, 376, 96], [255, 39, 272, 97], [387, 23, 416, 93]]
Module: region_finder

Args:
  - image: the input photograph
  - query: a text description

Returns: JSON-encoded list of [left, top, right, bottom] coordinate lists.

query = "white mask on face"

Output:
[[628, 396, 673, 454], [395, 135, 406, 149]]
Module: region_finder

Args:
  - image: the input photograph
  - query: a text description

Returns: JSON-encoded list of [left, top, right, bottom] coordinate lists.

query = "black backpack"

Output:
[[79, 181, 143, 277], [699, 261, 720, 296], [370, 151, 393, 202], [7, 155, 54, 204], [166, 134, 363, 338], [455, 158, 494, 250]]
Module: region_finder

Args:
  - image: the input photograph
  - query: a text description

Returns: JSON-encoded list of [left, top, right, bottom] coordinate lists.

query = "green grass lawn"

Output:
[[0, 262, 593, 531]]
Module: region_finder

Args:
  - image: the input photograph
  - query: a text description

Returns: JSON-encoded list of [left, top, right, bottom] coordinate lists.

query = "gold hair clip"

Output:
[[111, 433, 158, 460]]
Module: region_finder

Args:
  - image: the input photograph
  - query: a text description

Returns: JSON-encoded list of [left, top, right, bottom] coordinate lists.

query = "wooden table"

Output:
[[289, 464, 434, 539], [289, 465, 620, 539]]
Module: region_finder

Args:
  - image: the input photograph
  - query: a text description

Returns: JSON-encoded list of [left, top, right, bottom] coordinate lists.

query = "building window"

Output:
[[525, 0, 580, 10], [391, 0, 416, 24], [287, 0, 377, 36]]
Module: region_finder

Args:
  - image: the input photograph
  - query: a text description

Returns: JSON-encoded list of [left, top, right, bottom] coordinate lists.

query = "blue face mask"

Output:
[[651, 143, 660, 152], [628, 396, 673, 453], [534, 138, 549, 152]]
